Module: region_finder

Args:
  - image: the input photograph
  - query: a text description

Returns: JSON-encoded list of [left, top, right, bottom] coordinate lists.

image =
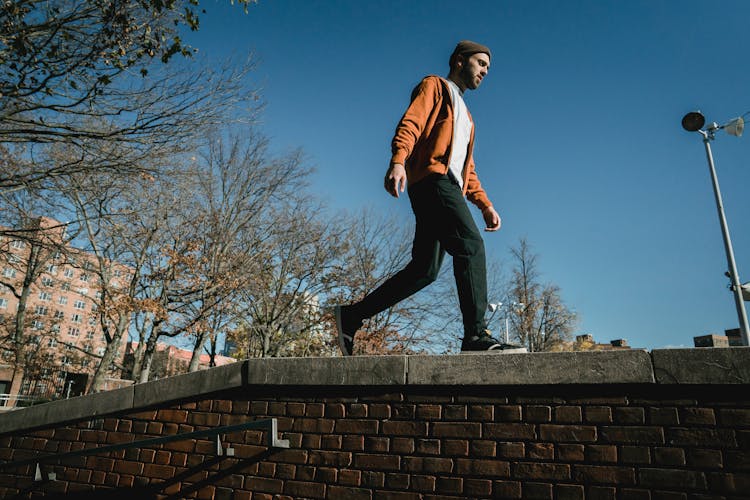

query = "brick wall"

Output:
[[0, 350, 749, 499]]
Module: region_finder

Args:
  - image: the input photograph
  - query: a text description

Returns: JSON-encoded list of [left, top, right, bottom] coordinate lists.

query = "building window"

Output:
[[63, 268, 74, 279], [61, 355, 70, 365], [97, 347, 105, 356], [41, 276, 54, 287], [2, 268, 16, 278], [61, 282, 70, 291], [80, 273, 89, 282], [74, 300, 86, 310], [10, 240, 25, 249], [82, 359, 90, 367], [86, 331, 95, 340], [38, 291, 52, 301], [68, 327, 80, 337], [46, 264, 58, 274], [83, 344, 92, 353], [54, 310, 64, 319], [35, 305, 48, 316], [31, 320, 44, 330], [77, 288, 88, 296], [88, 316, 96, 325], [48, 338, 57, 348], [71, 313, 82, 324], [51, 324, 60, 333], [58, 296, 68, 305], [30, 335, 40, 345], [0, 298, 7, 309]]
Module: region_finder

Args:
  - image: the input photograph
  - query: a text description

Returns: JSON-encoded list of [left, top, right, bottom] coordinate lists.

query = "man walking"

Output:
[[335, 40, 503, 355]]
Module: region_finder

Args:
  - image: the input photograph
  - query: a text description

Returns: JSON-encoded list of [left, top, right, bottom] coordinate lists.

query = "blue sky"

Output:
[[184, 0, 750, 350]]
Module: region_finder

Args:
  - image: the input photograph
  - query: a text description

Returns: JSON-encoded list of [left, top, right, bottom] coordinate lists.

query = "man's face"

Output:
[[458, 52, 490, 91]]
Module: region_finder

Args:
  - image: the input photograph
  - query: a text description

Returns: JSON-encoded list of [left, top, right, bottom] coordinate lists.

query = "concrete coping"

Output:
[[0, 347, 748, 436]]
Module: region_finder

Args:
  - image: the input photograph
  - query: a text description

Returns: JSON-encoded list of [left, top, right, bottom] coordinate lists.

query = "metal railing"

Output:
[[0, 418, 290, 482], [0, 394, 47, 410]]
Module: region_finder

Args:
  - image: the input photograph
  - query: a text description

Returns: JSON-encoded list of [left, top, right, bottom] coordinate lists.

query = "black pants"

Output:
[[351, 173, 488, 338]]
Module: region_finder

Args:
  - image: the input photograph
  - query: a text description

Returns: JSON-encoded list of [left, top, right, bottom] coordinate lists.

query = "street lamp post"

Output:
[[682, 111, 750, 346], [488, 301, 525, 344]]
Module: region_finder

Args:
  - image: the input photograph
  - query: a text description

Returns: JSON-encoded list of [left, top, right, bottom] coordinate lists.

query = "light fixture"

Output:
[[682, 110, 750, 345]]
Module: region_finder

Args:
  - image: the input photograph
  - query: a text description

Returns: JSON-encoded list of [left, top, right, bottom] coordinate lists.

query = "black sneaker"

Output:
[[461, 332, 504, 352], [334, 305, 362, 356]]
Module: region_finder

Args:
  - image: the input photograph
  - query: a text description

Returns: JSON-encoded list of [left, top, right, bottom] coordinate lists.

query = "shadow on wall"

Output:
[[14, 450, 274, 500]]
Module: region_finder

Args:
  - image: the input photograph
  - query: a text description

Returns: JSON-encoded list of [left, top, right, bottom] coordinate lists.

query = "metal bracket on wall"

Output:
[[1, 418, 289, 482]]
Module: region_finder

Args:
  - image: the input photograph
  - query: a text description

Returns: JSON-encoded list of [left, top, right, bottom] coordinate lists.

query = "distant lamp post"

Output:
[[488, 301, 525, 344], [682, 110, 750, 345]]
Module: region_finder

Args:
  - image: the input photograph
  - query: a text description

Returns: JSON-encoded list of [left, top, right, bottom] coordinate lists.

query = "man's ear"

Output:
[[455, 54, 464, 68]]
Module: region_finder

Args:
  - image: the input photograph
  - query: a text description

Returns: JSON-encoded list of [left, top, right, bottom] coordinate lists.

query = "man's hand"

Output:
[[482, 206, 501, 232], [384, 163, 407, 198]]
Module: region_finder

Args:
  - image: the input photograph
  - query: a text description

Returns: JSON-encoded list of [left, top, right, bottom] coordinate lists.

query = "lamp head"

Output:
[[723, 117, 744, 137], [682, 111, 706, 132]]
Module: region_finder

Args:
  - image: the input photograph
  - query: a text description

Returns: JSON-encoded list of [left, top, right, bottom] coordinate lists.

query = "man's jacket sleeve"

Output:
[[390, 78, 439, 166]]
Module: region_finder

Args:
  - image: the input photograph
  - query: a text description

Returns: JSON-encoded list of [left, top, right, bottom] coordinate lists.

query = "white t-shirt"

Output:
[[445, 78, 473, 189]]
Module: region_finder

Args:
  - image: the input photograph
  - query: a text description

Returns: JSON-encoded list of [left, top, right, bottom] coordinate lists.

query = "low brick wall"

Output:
[[0, 349, 749, 499]]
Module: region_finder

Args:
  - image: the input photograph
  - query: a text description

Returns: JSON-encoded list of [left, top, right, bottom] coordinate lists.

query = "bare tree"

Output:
[[506, 238, 577, 352]]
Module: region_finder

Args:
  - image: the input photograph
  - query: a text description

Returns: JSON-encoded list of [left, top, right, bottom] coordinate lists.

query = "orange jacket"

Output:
[[390, 75, 492, 211]]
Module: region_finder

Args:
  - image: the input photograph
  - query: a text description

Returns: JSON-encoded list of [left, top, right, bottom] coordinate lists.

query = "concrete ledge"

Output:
[[652, 347, 750, 384], [246, 356, 407, 386], [407, 350, 655, 385], [133, 360, 247, 408], [2, 348, 749, 436], [0, 384, 134, 435]]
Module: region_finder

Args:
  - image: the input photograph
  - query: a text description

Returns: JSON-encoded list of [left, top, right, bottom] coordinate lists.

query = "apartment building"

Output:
[[0, 217, 131, 407]]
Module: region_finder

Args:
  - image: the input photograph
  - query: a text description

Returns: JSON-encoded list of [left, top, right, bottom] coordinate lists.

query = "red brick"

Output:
[[667, 428, 735, 447], [585, 406, 613, 424], [339, 469, 362, 486], [617, 489, 650, 500], [586, 485, 616, 500], [456, 458, 509, 477], [402, 457, 453, 474], [493, 480, 521, 498], [335, 418, 379, 434], [113, 461, 143, 475], [526, 405, 552, 423], [613, 407, 645, 424], [309, 450, 352, 467], [539, 424, 597, 443], [436, 476, 463, 495], [514, 462, 570, 480], [362, 470, 385, 488], [468, 405, 494, 420], [251, 401, 269, 415], [373, 491, 421, 500], [527, 443, 554, 460], [342, 435, 365, 451], [620, 445, 651, 464], [370, 404, 391, 419], [326, 403, 346, 418], [415, 438, 440, 455], [275, 463, 295, 479], [416, 404, 442, 420], [585, 445, 617, 463], [719, 408, 750, 426], [391, 437, 415, 454], [573, 465, 636, 485], [246, 477, 284, 494], [293, 418, 335, 433], [328, 485, 372, 500], [464, 478, 492, 496], [496, 405, 522, 421], [650, 407, 679, 425], [365, 437, 390, 452], [296, 465, 316, 481], [556, 484, 584, 500], [392, 404, 416, 419], [681, 408, 716, 425], [484, 423, 535, 440], [354, 453, 400, 471], [273, 449, 308, 464], [411, 474, 437, 492], [143, 463, 175, 479], [470, 440, 496, 457], [381, 421, 427, 436], [523, 481, 553, 499], [638, 468, 707, 489], [654, 447, 686, 466], [498, 441, 525, 459], [157, 409, 188, 423], [444, 405, 467, 419], [599, 426, 664, 445], [555, 406, 582, 423], [284, 480, 325, 499], [385, 472, 410, 489], [687, 448, 723, 469]]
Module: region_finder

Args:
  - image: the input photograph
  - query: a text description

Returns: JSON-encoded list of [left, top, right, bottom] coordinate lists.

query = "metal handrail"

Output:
[[0, 418, 289, 481]]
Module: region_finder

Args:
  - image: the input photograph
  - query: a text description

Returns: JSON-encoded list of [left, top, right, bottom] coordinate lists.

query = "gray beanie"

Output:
[[449, 40, 492, 68]]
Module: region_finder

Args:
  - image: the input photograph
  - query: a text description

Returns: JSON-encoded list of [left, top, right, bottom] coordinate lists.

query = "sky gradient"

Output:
[[183, 0, 750, 350]]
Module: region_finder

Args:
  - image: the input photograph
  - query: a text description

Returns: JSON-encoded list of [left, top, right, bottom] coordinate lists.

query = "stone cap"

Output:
[[1, 348, 748, 436]]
